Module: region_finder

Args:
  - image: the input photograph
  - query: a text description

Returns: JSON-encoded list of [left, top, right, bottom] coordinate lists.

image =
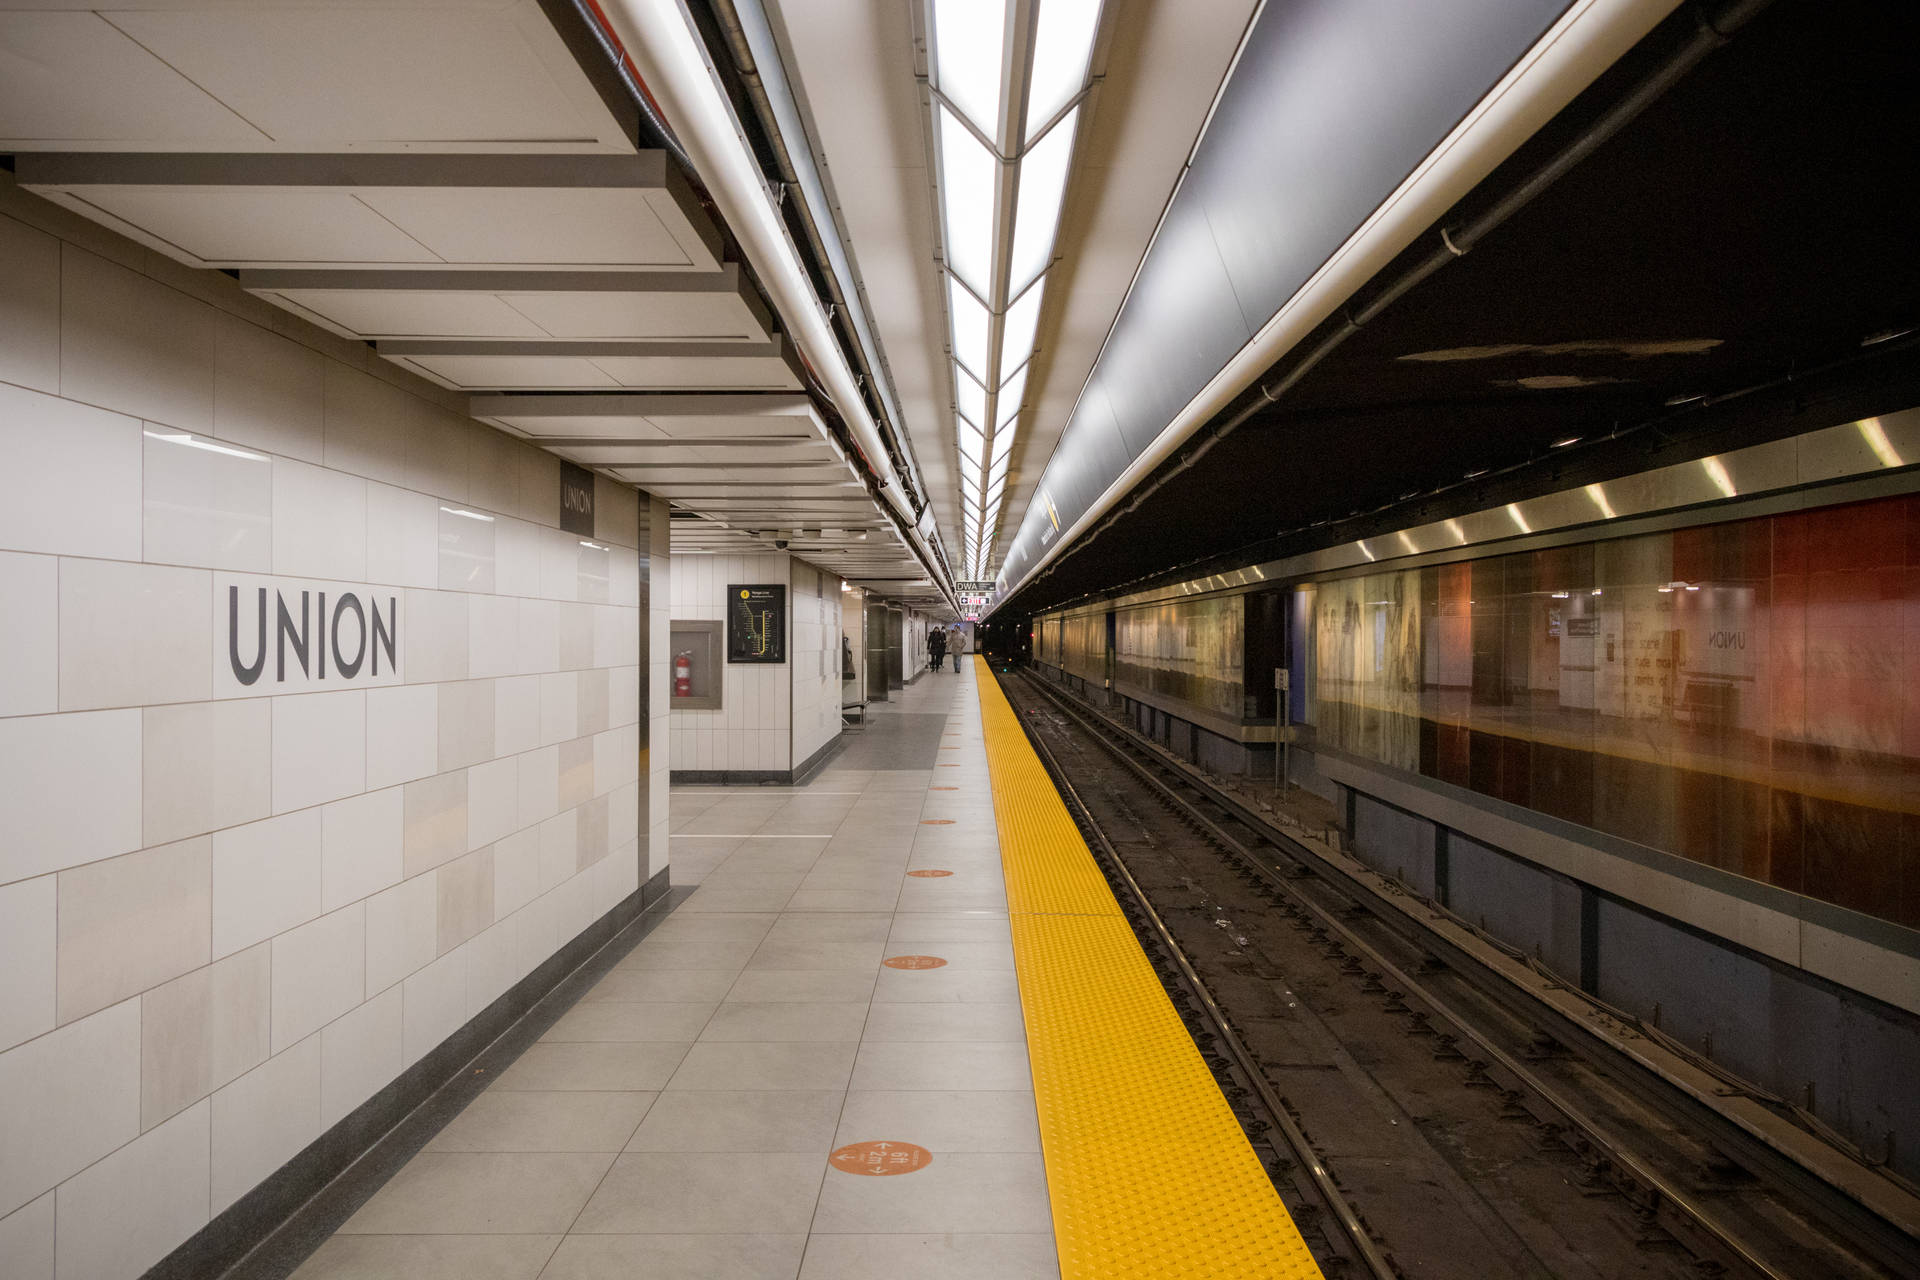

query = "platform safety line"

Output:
[[975, 657, 1325, 1280]]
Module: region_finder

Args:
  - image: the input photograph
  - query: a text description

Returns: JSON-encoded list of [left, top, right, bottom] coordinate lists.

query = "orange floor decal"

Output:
[[883, 955, 948, 969], [831, 1141, 933, 1176]]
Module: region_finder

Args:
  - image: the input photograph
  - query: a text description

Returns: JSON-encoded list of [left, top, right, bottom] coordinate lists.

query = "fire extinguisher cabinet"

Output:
[[667, 619, 723, 710]]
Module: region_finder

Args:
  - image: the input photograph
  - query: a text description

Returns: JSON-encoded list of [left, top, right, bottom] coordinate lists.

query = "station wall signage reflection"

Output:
[[727, 584, 786, 664], [216, 574, 403, 696]]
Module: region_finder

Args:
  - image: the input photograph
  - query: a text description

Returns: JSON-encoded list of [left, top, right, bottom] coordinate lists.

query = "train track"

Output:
[[1000, 665, 1916, 1280]]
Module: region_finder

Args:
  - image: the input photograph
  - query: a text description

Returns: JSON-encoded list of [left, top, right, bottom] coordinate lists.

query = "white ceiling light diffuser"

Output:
[[928, 0, 1103, 580]]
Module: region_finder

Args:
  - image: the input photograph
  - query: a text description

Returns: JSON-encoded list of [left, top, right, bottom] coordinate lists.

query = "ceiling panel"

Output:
[[267, 288, 552, 339], [361, 188, 696, 266]]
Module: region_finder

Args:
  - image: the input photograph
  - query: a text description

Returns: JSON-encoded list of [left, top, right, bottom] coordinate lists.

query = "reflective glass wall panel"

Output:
[[1309, 492, 1920, 929]]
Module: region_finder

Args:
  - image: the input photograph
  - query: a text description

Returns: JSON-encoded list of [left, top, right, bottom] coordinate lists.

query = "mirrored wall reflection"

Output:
[[1114, 595, 1245, 722], [1310, 492, 1920, 928]]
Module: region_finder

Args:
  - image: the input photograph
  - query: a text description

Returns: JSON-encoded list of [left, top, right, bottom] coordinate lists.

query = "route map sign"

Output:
[[957, 582, 994, 621], [726, 584, 786, 663]]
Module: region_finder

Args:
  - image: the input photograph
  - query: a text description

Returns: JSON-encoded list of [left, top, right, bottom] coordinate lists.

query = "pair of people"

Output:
[[929, 626, 966, 672]]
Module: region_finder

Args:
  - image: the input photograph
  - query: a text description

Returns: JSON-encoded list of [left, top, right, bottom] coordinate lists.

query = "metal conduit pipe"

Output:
[[1033, 0, 1772, 592], [591, 0, 956, 604], [1001, 0, 1706, 607]]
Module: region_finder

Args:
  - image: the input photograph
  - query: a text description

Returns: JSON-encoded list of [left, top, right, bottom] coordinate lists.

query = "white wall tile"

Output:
[[0, 382, 142, 560], [576, 541, 611, 604], [608, 664, 639, 730], [53, 1098, 208, 1280], [0, 999, 140, 1218], [320, 364, 410, 488], [56, 837, 210, 1025], [58, 558, 212, 711], [468, 428, 521, 518], [436, 847, 494, 955], [491, 827, 541, 919], [0, 1193, 54, 1280], [466, 756, 519, 851], [493, 674, 540, 757], [516, 449, 560, 528], [539, 670, 578, 746], [320, 788, 403, 912], [211, 313, 323, 464], [61, 249, 213, 433], [438, 503, 495, 593], [272, 690, 366, 814], [494, 515, 541, 598], [0, 215, 60, 394], [0, 876, 55, 1053], [210, 1036, 321, 1214], [0, 709, 141, 883], [271, 904, 365, 1053], [143, 698, 271, 846], [142, 427, 272, 572], [517, 598, 559, 674], [272, 458, 366, 582], [402, 770, 467, 877], [364, 481, 438, 590], [401, 947, 467, 1065], [140, 944, 269, 1131], [517, 744, 559, 828], [0, 552, 57, 716], [402, 589, 467, 685], [211, 810, 321, 959], [364, 682, 437, 790], [468, 593, 518, 678], [364, 873, 436, 996], [436, 678, 495, 773], [537, 812, 576, 893], [318, 985, 401, 1129], [538, 526, 579, 601], [409, 408, 470, 505], [465, 915, 520, 1016]]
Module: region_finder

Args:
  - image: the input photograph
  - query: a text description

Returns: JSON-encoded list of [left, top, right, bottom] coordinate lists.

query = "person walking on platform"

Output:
[[929, 625, 947, 674], [948, 625, 966, 672]]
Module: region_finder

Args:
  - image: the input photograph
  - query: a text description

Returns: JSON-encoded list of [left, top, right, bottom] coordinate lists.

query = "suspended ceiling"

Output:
[[0, 0, 931, 589]]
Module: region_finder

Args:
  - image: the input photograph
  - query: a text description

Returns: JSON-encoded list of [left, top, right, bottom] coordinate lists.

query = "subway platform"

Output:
[[288, 661, 1317, 1279]]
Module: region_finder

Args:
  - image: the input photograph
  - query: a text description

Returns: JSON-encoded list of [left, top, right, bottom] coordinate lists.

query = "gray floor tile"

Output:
[[612, 936, 761, 971], [762, 912, 894, 943], [541, 1002, 717, 1044], [644, 912, 780, 942], [849, 1041, 1032, 1091], [885, 913, 1014, 944], [291, 1234, 561, 1279], [871, 968, 1020, 1004], [880, 940, 1014, 971], [784, 889, 901, 913], [581, 969, 738, 1004], [665, 1041, 857, 1091], [892, 884, 1008, 913], [797, 1234, 1058, 1280], [746, 938, 886, 971], [679, 883, 798, 912], [810, 1152, 1052, 1234], [715, 841, 831, 875], [491, 1042, 690, 1092], [698, 1002, 870, 1043], [626, 1090, 845, 1154], [572, 1152, 826, 1234], [726, 969, 877, 1004], [338, 1152, 614, 1234], [541, 1234, 808, 1280], [858, 1001, 1025, 1043], [834, 1090, 1040, 1153], [425, 1090, 655, 1153]]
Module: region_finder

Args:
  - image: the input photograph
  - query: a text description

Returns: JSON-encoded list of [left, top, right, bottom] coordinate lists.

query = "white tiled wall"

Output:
[[0, 188, 653, 1280], [668, 551, 843, 773]]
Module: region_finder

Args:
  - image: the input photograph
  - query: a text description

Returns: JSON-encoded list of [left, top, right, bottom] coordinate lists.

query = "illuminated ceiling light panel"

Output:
[[959, 453, 982, 489], [947, 278, 991, 378], [955, 367, 987, 426], [928, 0, 1104, 561], [1008, 107, 1077, 292], [1025, 0, 1100, 139], [938, 109, 998, 295]]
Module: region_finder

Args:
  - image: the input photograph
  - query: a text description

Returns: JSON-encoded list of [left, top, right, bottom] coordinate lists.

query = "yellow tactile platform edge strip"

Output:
[[975, 657, 1324, 1280]]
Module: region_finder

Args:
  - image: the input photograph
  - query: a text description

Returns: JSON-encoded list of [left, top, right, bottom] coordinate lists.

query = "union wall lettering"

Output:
[[215, 574, 404, 697]]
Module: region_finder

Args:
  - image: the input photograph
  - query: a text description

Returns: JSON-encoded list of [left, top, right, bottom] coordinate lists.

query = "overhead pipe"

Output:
[[590, 0, 957, 606], [999, 0, 1722, 607]]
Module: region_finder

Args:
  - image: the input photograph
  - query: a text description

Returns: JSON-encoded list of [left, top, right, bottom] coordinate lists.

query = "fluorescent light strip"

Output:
[[955, 365, 987, 425], [947, 278, 991, 378], [1009, 106, 1077, 291], [1026, 0, 1101, 141], [938, 108, 998, 295], [990, 424, 1017, 465], [996, 364, 1027, 429]]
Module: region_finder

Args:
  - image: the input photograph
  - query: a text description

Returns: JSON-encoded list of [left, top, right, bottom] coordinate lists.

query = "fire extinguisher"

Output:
[[674, 651, 692, 698]]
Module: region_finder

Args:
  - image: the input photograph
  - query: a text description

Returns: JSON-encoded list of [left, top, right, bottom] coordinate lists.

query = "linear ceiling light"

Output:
[[929, 0, 1103, 580]]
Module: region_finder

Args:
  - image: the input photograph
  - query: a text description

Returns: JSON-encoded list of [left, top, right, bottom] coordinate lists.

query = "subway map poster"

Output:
[[727, 584, 786, 663]]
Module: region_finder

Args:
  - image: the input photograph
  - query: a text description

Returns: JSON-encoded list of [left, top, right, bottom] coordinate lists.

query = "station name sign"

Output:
[[217, 574, 403, 697]]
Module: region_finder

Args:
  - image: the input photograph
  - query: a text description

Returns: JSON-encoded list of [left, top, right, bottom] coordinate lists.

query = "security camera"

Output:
[[773, 538, 790, 550]]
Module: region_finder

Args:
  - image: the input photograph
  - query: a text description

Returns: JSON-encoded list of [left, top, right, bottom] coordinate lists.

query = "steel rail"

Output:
[[1008, 679, 1400, 1280], [1009, 667, 1816, 1280]]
